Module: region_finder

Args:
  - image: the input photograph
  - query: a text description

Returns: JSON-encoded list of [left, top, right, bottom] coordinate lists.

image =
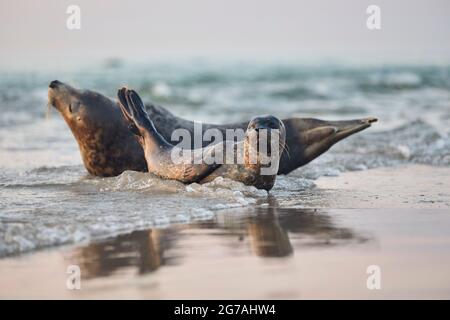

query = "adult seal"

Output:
[[117, 87, 286, 190], [48, 80, 377, 177], [48, 80, 146, 176]]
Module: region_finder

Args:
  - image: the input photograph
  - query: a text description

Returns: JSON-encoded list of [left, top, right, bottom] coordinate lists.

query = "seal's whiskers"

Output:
[[45, 102, 52, 120], [280, 141, 290, 159]]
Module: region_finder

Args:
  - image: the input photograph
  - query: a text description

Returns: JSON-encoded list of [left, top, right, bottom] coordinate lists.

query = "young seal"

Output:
[[117, 87, 286, 190], [48, 80, 377, 177]]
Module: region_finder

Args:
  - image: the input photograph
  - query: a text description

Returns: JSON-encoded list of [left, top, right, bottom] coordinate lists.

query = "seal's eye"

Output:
[[68, 101, 81, 114]]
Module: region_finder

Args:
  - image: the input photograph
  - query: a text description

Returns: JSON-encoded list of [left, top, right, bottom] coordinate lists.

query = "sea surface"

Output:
[[0, 62, 449, 257]]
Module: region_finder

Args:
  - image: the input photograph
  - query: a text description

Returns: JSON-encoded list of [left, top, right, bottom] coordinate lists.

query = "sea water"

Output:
[[0, 62, 449, 256]]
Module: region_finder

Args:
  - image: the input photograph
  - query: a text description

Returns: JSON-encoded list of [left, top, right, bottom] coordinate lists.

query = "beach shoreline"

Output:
[[311, 164, 450, 209], [0, 164, 449, 299]]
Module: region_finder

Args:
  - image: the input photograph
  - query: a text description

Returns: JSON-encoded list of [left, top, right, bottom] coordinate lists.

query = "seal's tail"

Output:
[[278, 117, 377, 174], [117, 87, 156, 137], [301, 117, 378, 163]]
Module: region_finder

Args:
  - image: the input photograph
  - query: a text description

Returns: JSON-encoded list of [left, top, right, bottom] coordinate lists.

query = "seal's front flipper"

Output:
[[179, 163, 220, 183], [160, 146, 221, 184]]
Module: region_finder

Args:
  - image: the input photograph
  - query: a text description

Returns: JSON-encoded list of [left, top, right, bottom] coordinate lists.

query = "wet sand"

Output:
[[313, 165, 450, 209], [1, 164, 450, 299]]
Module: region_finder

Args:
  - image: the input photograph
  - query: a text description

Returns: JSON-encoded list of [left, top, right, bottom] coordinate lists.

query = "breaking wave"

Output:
[[0, 63, 449, 257]]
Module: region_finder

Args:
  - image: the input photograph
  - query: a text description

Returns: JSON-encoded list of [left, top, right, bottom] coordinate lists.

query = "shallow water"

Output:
[[1, 207, 450, 299], [0, 62, 449, 256]]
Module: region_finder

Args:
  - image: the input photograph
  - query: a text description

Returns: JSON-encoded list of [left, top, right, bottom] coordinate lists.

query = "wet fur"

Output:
[[117, 88, 284, 190], [48, 82, 377, 178]]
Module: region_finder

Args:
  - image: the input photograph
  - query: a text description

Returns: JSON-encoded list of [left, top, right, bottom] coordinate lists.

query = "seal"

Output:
[[48, 80, 377, 177], [48, 80, 147, 176], [117, 87, 286, 190]]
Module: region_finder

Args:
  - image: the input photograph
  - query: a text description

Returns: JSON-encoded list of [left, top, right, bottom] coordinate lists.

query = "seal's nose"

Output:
[[49, 80, 62, 89]]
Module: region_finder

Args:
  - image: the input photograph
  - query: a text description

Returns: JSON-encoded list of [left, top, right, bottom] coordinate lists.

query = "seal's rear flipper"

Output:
[[330, 117, 378, 142], [302, 117, 377, 163], [303, 126, 338, 145], [117, 87, 158, 137], [117, 87, 220, 184], [117, 87, 141, 136], [278, 117, 377, 174]]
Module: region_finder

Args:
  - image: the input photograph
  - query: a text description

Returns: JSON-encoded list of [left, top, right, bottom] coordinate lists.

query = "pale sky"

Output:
[[1, 0, 450, 69]]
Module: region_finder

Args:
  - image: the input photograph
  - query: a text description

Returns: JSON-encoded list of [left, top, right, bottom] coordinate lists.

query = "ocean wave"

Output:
[[0, 173, 274, 257], [87, 170, 186, 192], [351, 119, 450, 166], [292, 119, 450, 180], [270, 86, 329, 101], [359, 72, 423, 92], [1, 165, 86, 188], [86, 171, 269, 206], [1, 64, 449, 257]]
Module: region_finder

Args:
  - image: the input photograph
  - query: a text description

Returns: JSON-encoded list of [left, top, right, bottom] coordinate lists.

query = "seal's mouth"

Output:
[[247, 126, 285, 158]]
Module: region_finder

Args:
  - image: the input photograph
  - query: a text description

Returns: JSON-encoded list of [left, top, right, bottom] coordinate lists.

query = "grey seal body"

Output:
[[48, 80, 377, 177], [117, 88, 286, 190]]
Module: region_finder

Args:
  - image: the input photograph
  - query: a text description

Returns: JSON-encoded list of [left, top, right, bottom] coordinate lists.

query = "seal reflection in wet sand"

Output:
[[48, 80, 377, 177], [117, 87, 286, 190]]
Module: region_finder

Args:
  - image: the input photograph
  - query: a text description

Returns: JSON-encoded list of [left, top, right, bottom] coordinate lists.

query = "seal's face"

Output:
[[245, 115, 286, 158], [48, 80, 146, 176], [48, 80, 119, 133], [238, 115, 286, 190]]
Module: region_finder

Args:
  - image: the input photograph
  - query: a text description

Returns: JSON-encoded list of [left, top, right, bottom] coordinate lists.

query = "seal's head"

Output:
[[48, 80, 119, 131], [245, 114, 286, 158], [244, 115, 286, 189], [48, 80, 147, 176]]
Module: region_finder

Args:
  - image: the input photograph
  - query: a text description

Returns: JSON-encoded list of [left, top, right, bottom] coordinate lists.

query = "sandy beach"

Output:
[[1, 0, 450, 303], [308, 164, 450, 209], [1, 164, 449, 299]]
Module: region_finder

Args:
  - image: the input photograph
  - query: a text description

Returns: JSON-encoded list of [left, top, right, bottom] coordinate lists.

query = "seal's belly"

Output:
[[200, 164, 276, 191]]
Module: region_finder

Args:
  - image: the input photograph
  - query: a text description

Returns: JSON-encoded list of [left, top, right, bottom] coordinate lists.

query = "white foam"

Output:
[[151, 82, 172, 97]]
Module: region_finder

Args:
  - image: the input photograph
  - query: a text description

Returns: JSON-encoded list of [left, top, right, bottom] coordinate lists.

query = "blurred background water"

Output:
[[1, 62, 449, 256]]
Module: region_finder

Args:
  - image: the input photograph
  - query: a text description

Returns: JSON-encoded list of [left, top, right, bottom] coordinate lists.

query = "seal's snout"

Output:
[[49, 80, 62, 89], [48, 80, 67, 112]]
